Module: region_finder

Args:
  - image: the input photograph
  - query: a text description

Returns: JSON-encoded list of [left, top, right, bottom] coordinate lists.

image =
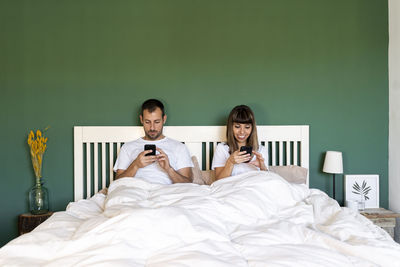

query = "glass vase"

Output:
[[29, 179, 49, 215], [358, 192, 365, 211]]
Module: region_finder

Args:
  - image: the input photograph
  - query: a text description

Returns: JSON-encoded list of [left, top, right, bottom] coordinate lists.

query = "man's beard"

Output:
[[145, 129, 163, 140]]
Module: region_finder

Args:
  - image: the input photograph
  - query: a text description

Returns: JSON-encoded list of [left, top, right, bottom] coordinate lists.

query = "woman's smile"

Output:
[[233, 123, 252, 144]]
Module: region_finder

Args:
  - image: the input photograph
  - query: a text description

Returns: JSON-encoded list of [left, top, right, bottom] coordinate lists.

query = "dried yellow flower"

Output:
[[27, 128, 49, 179]]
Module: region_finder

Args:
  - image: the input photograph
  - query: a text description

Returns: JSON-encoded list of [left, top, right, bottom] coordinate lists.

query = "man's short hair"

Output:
[[141, 99, 165, 116]]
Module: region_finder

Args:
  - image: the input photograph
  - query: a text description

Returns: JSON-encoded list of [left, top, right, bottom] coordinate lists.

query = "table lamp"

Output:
[[323, 151, 343, 200]]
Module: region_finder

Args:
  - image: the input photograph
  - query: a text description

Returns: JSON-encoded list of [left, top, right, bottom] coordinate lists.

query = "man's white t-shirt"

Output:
[[211, 143, 269, 176], [113, 137, 193, 184]]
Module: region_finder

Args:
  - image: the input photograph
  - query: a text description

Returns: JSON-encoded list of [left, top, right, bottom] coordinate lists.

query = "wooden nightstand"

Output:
[[18, 212, 53, 235], [360, 208, 400, 239]]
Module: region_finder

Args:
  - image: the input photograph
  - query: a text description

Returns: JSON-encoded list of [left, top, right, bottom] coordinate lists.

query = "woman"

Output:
[[212, 105, 268, 180]]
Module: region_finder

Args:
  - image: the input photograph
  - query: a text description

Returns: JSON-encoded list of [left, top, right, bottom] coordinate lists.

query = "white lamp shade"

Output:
[[323, 151, 343, 174]]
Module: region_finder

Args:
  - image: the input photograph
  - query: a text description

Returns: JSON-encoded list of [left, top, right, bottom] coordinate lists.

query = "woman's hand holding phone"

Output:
[[228, 149, 252, 164], [240, 146, 252, 163]]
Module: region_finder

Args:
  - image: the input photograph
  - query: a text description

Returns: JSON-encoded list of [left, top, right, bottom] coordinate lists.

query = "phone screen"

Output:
[[144, 144, 156, 156], [240, 146, 252, 163]]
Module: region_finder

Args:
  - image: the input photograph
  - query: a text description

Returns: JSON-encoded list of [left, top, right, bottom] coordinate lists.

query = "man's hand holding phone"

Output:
[[144, 144, 156, 156], [156, 147, 171, 171], [134, 144, 157, 168]]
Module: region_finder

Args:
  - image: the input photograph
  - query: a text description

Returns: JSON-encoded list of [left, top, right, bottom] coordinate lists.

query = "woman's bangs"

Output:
[[232, 111, 253, 124]]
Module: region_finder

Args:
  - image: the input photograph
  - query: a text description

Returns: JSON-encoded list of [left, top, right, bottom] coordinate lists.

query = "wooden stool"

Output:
[[18, 212, 53, 235]]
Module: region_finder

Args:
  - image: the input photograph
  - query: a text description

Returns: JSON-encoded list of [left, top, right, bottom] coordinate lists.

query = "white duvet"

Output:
[[1, 171, 400, 266]]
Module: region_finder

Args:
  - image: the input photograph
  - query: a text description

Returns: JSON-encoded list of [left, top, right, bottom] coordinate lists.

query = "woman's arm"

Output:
[[215, 162, 234, 180]]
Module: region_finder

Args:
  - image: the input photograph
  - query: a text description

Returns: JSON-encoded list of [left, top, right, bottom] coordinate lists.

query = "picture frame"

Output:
[[344, 175, 379, 208]]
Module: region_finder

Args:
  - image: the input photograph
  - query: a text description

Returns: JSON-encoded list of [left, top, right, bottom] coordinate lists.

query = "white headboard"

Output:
[[74, 125, 309, 200]]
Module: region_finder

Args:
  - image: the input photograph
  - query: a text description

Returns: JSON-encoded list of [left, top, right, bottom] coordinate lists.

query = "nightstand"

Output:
[[18, 212, 53, 235], [360, 208, 400, 239]]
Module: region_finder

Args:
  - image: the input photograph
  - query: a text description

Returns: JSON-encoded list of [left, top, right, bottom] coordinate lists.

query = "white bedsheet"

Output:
[[1, 171, 400, 266]]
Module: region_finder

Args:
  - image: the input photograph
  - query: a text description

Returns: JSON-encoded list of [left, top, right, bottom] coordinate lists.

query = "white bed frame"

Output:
[[74, 125, 309, 201]]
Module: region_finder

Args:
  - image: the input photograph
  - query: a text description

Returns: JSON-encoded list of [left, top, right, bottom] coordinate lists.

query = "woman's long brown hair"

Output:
[[226, 105, 259, 154]]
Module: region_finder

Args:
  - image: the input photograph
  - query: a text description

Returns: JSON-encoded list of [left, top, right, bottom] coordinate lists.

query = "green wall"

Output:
[[0, 0, 388, 246]]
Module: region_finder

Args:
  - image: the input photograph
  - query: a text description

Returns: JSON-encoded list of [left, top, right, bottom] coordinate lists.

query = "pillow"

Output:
[[200, 170, 215, 185], [191, 156, 215, 185], [191, 156, 206, 185], [268, 165, 308, 184]]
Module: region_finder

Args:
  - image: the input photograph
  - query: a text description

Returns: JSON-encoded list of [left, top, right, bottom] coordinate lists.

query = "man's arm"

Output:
[[156, 148, 193, 183], [167, 167, 192, 183], [115, 164, 139, 179]]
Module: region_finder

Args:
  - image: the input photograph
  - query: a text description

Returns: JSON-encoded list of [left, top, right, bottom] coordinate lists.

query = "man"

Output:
[[113, 99, 193, 184]]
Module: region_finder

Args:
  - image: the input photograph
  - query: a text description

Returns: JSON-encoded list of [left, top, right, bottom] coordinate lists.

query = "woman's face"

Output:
[[233, 123, 252, 145]]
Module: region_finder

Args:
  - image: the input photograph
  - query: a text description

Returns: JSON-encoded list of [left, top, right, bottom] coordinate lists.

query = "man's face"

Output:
[[140, 107, 166, 140]]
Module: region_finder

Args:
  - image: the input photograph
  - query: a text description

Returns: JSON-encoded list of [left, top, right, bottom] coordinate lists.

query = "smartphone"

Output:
[[240, 146, 253, 163], [144, 144, 156, 156]]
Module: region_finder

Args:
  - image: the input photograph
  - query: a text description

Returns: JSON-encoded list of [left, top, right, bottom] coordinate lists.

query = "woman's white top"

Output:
[[211, 143, 269, 176]]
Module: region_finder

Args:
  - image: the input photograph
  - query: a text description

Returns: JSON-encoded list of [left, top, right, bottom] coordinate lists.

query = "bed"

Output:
[[1, 125, 400, 267], [73, 125, 310, 200]]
